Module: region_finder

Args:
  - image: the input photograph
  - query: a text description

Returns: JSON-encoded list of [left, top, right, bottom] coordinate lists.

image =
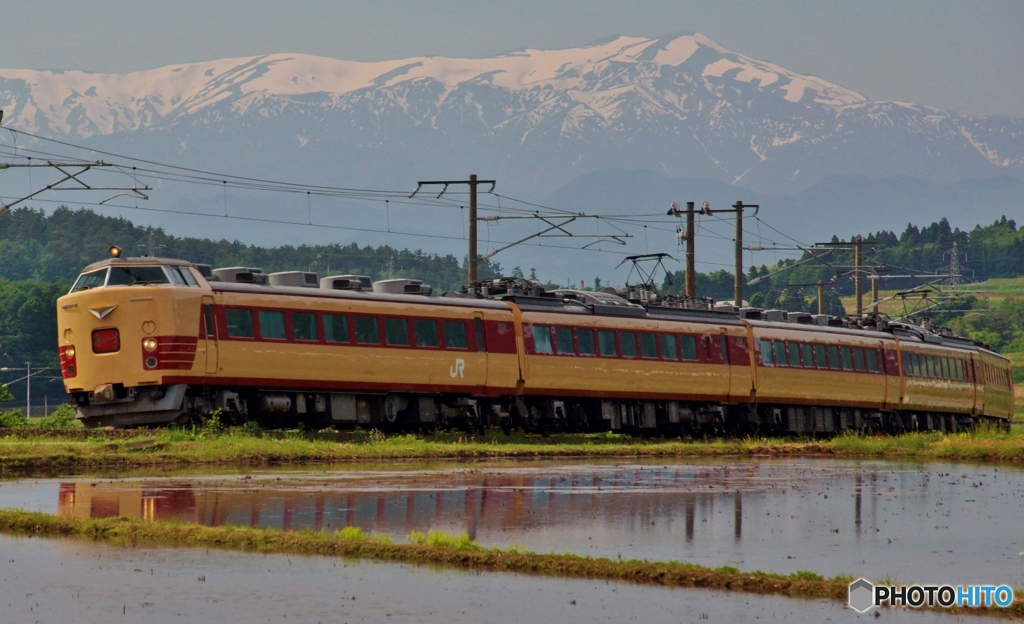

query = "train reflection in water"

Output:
[[57, 465, 773, 542]]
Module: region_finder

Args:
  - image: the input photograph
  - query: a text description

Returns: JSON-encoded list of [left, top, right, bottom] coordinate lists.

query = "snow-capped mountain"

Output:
[[0, 33, 1021, 196]]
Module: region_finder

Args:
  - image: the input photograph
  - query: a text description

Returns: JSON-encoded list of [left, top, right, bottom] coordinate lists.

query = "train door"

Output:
[[473, 313, 488, 390], [970, 354, 984, 416], [201, 296, 218, 375]]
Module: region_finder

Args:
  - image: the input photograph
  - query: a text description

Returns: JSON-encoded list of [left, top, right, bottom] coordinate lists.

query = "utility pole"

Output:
[[698, 201, 759, 306], [870, 274, 879, 310], [25, 361, 30, 418], [853, 236, 864, 316], [685, 202, 696, 299], [817, 280, 825, 315], [409, 175, 496, 283], [668, 201, 697, 298]]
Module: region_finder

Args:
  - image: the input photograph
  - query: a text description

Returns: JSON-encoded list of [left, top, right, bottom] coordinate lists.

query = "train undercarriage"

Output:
[[71, 383, 1008, 434]]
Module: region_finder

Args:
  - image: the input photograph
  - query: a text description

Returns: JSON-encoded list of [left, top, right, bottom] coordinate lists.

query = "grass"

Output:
[[0, 509, 1018, 618], [6, 427, 1024, 474]]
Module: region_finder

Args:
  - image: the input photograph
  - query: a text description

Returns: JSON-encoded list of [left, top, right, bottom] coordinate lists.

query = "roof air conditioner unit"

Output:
[[764, 309, 787, 322], [320, 275, 372, 291], [268, 271, 319, 288], [372, 278, 431, 295], [211, 267, 268, 284]]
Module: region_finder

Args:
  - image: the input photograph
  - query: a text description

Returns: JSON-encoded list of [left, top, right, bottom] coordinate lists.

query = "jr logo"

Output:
[[450, 358, 466, 378]]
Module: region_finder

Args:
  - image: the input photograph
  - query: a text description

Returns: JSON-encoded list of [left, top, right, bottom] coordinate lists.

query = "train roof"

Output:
[[72, 256, 1002, 357]]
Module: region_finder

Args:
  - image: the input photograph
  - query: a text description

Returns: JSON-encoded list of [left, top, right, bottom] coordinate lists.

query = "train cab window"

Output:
[[680, 336, 698, 361], [814, 345, 827, 368], [577, 329, 596, 356], [177, 267, 199, 287], [414, 319, 439, 348], [355, 316, 380, 344], [828, 345, 840, 370], [385, 318, 410, 346], [554, 327, 574, 355], [258, 311, 286, 340], [324, 314, 350, 343], [866, 350, 878, 373], [788, 343, 801, 368], [225, 308, 254, 338], [532, 325, 553, 354], [840, 347, 853, 371], [70, 268, 108, 292], [598, 330, 617, 357], [639, 333, 658, 359], [443, 321, 468, 349], [107, 265, 170, 287], [661, 334, 679, 360], [852, 348, 865, 372], [801, 344, 813, 368], [774, 341, 787, 366], [292, 312, 318, 341], [620, 332, 638, 358]]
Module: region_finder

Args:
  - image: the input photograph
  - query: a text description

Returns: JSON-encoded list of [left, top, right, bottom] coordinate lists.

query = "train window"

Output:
[[801, 344, 813, 368], [913, 354, 923, 376], [532, 325, 553, 354], [178, 268, 199, 287], [681, 336, 698, 361], [107, 265, 170, 287], [852, 348, 865, 371], [577, 329, 596, 355], [639, 333, 658, 359], [555, 327, 574, 355], [620, 332, 637, 358], [444, 321, 468, 349], [475, 318, 485, 352], [662, 334, 679, 360], [814, 345, 827, 368], [292, 312, 318, 341], [355, 316, 380, 344], [958, 361, 965, 381], [598, 330, 617, 357], [225, 308, 254, 338], [165, 267, 185, 285], [841, 347, 853, 371], [258, 311, 286, 340], [774, 341, 787, 366], [70, 268, 108, 292], [720, 335, 730, 364], [827, 345, 840, 370], [760, 340, 773, 366], [788, 343, 801, 368], [324, 314, 349, 343], [414, 319, 439, 348], [902, 352, 912, 376], [385, 318, 410, 346], [866, 350, 878, 373], [925, 356, 935, 378], [940, 358, 949, 379], [203, 304, 216, 338]]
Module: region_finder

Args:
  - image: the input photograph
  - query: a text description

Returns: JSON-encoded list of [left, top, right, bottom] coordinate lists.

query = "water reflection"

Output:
[[8, 458, 1021, 584]]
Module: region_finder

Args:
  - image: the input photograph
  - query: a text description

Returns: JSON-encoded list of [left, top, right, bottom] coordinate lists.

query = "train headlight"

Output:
[[109, 245, 122, 258], [142, 337, 158, 352], [64, 345, 75, 359]]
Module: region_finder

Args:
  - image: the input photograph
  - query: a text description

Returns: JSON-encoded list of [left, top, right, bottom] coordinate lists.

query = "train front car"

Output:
[[57, 255, 206, 427]]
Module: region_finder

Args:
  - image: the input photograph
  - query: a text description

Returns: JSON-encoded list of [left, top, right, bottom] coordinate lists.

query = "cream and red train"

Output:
[[56, 254, 1014, 431]]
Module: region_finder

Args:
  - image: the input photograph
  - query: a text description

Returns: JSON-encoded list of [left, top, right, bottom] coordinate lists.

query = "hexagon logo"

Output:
[[849, 578, 875, 613]]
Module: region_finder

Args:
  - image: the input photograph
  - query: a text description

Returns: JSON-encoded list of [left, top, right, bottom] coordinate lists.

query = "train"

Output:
[[55, 251, 1014, 432]]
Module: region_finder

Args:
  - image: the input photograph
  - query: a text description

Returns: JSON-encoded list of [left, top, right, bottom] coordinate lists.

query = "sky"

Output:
[[4, 0, 1023, 118]]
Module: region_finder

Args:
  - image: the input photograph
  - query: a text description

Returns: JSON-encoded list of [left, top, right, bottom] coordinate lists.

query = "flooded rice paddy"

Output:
[[2, 457, 1023, 587], [0, 532, 1000, 623]]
